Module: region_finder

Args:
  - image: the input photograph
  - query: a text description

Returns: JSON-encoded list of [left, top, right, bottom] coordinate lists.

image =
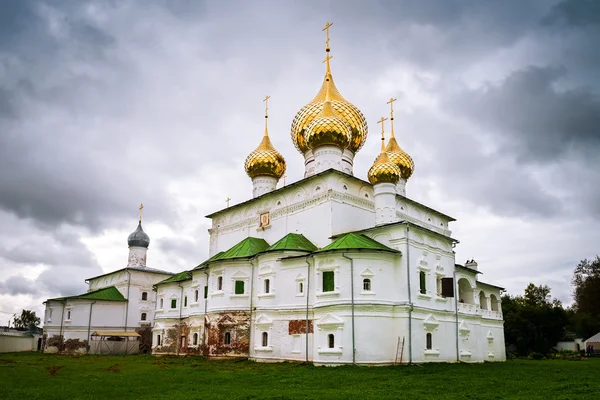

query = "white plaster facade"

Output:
[[153, 169, 506, 364]]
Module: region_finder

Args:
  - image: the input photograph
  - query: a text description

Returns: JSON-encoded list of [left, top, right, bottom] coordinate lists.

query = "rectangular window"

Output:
[[184, 296, 188, 307], [323, 271, 335, 292], [171, 299, 177, 309], [419, 271, 427, 295], [204, 286, 208, 299], [194, 290, 199, 302], [235, 280, 245, 294], [67, 310, 71, 320]]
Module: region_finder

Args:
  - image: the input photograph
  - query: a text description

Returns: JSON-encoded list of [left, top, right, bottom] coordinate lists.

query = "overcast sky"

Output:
[[1, 0, 598, 320]]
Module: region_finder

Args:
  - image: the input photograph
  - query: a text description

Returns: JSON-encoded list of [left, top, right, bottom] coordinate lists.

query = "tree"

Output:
[[502, 284, 568, 356], [13, 310, 41, 331], [570, 256, 600, 339]]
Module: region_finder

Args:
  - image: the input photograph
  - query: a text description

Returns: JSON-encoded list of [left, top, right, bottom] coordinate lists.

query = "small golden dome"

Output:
[[385, 100, 414, 180], [244, 114, 286, 180], [304, 99, 351, 150], [291, 50, 367, 154], [368, 118, 401, 185]]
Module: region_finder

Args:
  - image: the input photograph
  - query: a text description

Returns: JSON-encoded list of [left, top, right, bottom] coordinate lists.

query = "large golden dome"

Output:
[[291, 62, 367, 154], [244, 122, 286, 180], [304, 84, 352, 150], [368, 121, 401, 185]]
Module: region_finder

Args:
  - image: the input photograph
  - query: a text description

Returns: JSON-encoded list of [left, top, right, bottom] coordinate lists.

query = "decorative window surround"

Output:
[[211, 290, 224, 297], [435, 296, 448, 302], [258, 293, 276, 299], [360, 268, 376, 295], [424, 349, 440, 356], [316, 290, 340, 298], [317, 314, 344, 354], [230, 293, 249, 299], [418, 293, 432, 300]]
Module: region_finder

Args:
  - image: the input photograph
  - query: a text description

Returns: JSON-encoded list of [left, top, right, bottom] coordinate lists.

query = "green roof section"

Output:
[[156, 271, 192, 285], [194, 251, 224, 270], [266, 233, 318, 253], [317, 233, 398, 253], [213, 237, 270, 261], [48, 286, 127, 302]]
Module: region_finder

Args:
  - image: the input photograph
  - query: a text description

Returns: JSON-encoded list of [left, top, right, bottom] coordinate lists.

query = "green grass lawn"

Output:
[[1, 353, 599, 400]]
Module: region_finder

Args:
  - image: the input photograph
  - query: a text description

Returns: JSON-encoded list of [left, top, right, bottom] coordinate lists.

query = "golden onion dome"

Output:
[[304, 99, 351, 150], [244, 113, 286, 180], [385, 98, 414, 180], [291, 56, 368, 155], [368, 118, 401, 185]]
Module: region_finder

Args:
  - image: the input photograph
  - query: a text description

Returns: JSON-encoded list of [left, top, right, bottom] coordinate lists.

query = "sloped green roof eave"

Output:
[[317, 233, 398, 254], [265, 233, 318, 253], [47, 286, 127, 302], [213, 237, 270, 261], [194, 251, 225, 270], [156, 271, 192, 285]]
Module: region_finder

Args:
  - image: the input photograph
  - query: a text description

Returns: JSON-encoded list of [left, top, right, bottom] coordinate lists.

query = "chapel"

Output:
[[151, 23, 506, 364]]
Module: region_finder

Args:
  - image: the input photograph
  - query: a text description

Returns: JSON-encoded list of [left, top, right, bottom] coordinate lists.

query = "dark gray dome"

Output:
[[128, 222, 150, 248]]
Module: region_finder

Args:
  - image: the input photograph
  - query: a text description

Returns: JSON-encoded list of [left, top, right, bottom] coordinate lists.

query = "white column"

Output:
[[313, 145, 343, 174], [341, 149, 354, 175], [304, 150, 316, 178], [127, 246, 147, 268], [252, 176, 278, 198], [396, 178, 407, 196], [373, 183, 398, 226]]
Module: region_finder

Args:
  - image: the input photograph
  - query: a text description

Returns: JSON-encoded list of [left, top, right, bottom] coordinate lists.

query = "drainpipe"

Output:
[[405, 223, 413, 364], [454, 268, 460, 362], [86, 301, 96, 354], [203, 269, 209, 355], [342, 253, 356, 365], [177, 282, 184, 355], [124, 270, 132, 332], [58, 300, 66, 353], [249, 258, 257, 359], [304, 257, 312, 363]]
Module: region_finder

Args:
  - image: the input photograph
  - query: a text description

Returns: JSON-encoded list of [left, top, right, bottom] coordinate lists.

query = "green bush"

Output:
[[528, 352, 545, 360]]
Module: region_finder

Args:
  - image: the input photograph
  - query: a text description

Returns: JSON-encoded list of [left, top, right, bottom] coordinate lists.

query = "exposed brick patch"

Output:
[[288, 320, 313, 335], [206, 311, 250, 358]]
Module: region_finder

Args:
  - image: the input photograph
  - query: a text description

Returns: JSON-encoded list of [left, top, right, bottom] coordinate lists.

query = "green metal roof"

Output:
[[156, 271, 192, 285], [317, 233, 398, 253], [265, 233, 318, 253], [194, 251, 224, 270], [48, 286, 127, 302], [211, 237, 270, 261]]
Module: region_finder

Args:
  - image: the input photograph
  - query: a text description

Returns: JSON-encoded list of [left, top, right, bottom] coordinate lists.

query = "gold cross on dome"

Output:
[[139, 203, 144, 222], [387, 97, 397, 118], [323, 54, 333, 64], [263, 95, 271, 118], [323, 22, 333, 49], [377, 116, 388, 133], [226, 197, 231, 207]]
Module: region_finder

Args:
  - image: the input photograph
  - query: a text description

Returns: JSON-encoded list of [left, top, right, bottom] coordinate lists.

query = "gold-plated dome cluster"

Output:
[[368, 117, 401, 185], [244, 96, 286, 180], [385, 98, 414, 180], [291, 23, 368, 154]]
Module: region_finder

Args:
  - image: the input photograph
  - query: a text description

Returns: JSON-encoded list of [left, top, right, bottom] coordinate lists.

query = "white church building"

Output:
[[151, 24, 506, 365], [43, 219, 173, 353]]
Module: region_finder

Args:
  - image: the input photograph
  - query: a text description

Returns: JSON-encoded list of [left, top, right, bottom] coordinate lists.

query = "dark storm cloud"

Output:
[[543, 0, 600, 28], [444, 66, 600, 164]]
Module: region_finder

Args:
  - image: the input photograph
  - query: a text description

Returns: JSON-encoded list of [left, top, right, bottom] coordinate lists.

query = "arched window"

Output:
[[141, 312, 147, 321], [264, 279, 270, 294], [157, 335, 161, 346], [224, 332, 231, 345], [328, 334, 335, 349], [490, 294, 499, 311], [160, 298, 164, 309], [141, 292, 148, 301], [479, 291, 488, 310], [193, 333, 198, 345], [363, 278, 371, 291], [419, 271, 427, 294], [262, 332, 268, 347], [426, 333, 432, 350], [217, 276, 223, 291], [194, 290, 199, 302]]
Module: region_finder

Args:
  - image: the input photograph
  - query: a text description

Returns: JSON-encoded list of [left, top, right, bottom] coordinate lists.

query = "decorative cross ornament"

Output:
[[377, 116, 388, 133], [226, 197, 231, 207], [323, 54, 333, 65], [387, 97, 397, 119], [263, 95, 270, 118], [323, 22, 333, 50], [139, 203, 144, 222]]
